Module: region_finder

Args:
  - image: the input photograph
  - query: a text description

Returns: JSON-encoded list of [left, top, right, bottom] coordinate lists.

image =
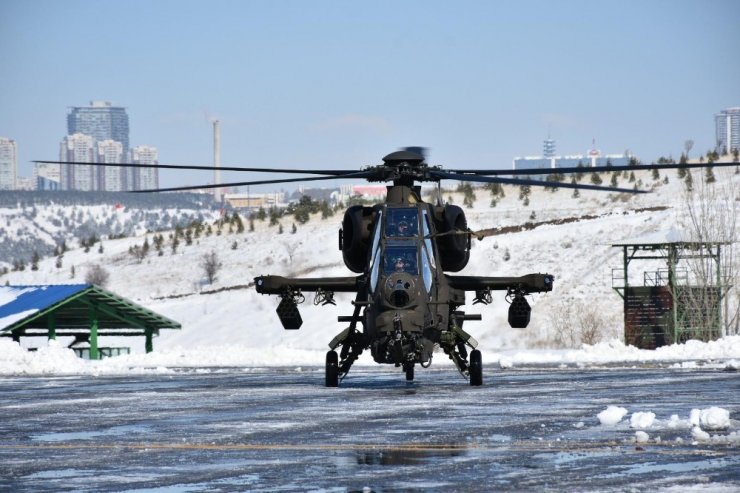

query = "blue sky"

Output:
[[1, 0, 738, 190]]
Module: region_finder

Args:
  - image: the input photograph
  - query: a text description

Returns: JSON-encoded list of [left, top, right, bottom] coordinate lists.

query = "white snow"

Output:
[[630, 411, 657, 429], [598, 406, 629, 425], [0, 308, 39, 330], [692, 407, 731, 431], [634, 430, 650, 443], [692, 426, 711, 441]]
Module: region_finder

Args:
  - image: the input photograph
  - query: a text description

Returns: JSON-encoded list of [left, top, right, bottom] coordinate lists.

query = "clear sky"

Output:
[[1, 0, 738, 190]]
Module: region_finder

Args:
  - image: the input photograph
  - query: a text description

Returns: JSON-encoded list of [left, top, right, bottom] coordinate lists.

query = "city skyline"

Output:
[[1, 1, 739, 191]]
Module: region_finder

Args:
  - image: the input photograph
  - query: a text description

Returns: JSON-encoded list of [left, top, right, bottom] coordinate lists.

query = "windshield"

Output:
[[385, 207, 418, 237], [369, 211, 383, 292], [383, 245, 418, 275]]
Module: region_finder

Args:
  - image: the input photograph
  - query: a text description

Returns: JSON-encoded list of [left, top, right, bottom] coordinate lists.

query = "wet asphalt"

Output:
[[0, 365, 738, 492]]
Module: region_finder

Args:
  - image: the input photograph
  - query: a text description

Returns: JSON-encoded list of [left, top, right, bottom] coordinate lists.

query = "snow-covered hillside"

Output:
[[0, 191, 219, 268], [2, 166, 739, 365]]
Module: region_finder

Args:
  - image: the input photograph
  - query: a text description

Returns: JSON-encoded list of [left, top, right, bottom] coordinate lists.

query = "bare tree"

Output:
[[548, 300, 609, 348], [201, 250, 222, 284], [577, 305, 603, 345], [548, 302, 577, 348], [283, 241, 301, 264], [679, 169, 739, 337], [684, 139, 694, 160], [85, 264, 110, 287]]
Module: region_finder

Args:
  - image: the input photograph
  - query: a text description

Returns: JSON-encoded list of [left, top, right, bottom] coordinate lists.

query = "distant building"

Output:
[[514, 138, 631, 176], [97, 139, 124, 191], [715, 107, 740, 155], [67, 101, 129, 156], [131, 145, 159, 190], [0, 137, 17, 190], [60, 133, 96, 191], [15, 177, 34, 190], [224, 192, 285, 210], [34, 162, 61, 190]]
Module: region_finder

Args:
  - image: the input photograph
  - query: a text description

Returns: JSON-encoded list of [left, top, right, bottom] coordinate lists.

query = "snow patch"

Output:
[[634, 430, 650, 443], [597, 406, 628, 425], [630, 411, 656, 429]]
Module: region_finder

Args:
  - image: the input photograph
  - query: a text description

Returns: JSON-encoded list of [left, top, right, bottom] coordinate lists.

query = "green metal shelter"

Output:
[[611, 229, 726, 348], [0, 284, 181, 359]]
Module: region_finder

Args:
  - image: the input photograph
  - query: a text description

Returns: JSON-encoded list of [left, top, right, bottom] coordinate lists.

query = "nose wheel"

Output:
[[469, 349, 482, 386], [326, 350, 339, 387]]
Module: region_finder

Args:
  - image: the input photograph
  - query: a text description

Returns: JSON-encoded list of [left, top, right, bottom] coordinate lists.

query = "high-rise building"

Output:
[[67, 101, 129, 156], [60, 133, 95, 191], [0, 137, 18, 190], [34, 162, 61, 190], [132, 145, 159, 190], [715, 107, 740, 155], [97, 139, 124, 191]]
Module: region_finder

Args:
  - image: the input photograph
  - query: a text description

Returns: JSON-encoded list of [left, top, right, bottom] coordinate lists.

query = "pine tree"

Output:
[[278, 223, 284, 234], [31, 251, 39, 271], [291, 223, 297, 234], [705, 166, 716, 183], [234, 212, 244, 233]]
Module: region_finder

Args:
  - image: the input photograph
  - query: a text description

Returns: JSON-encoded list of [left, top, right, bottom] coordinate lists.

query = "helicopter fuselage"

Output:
[[254, 181, 554, 383]]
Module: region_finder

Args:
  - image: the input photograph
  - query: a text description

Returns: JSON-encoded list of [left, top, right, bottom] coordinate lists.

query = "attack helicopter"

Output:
[[36, 150, 738, 386]]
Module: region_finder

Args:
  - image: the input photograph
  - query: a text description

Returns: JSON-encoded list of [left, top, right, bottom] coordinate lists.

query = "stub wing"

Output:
[[445, 273, 554, 293], [254, 275, 362, 294]]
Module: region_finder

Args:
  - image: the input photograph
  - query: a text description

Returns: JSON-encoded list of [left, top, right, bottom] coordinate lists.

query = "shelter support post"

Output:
[[47, 313, 56, 341], [89, 306, 99, 360], [145, 327, 153, 353], [669, 245, 678, 344], [717, 245, 723, 336], [622, 246, 629, 337]]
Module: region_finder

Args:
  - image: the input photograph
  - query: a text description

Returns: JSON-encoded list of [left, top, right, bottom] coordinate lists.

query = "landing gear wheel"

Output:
[[469, 349, 482, 386], [405, 365, 414, 382], [326, 350, 339, 387]]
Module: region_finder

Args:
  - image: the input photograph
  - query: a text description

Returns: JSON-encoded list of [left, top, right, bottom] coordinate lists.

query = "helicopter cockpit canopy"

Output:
[[385, 207, 418, 237], [383, 245, 418, 275]]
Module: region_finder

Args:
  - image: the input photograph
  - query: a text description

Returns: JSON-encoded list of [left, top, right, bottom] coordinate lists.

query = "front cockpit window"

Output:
[[385, 207, 419, 237], [383, 245, 418, 275]]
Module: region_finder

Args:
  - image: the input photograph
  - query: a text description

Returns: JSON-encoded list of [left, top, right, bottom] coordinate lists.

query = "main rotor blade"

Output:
[[133, 170, 377, 193], [447, 160, 738, 176], [33, 160, 362, 176], [431, 171, 649, 194]]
